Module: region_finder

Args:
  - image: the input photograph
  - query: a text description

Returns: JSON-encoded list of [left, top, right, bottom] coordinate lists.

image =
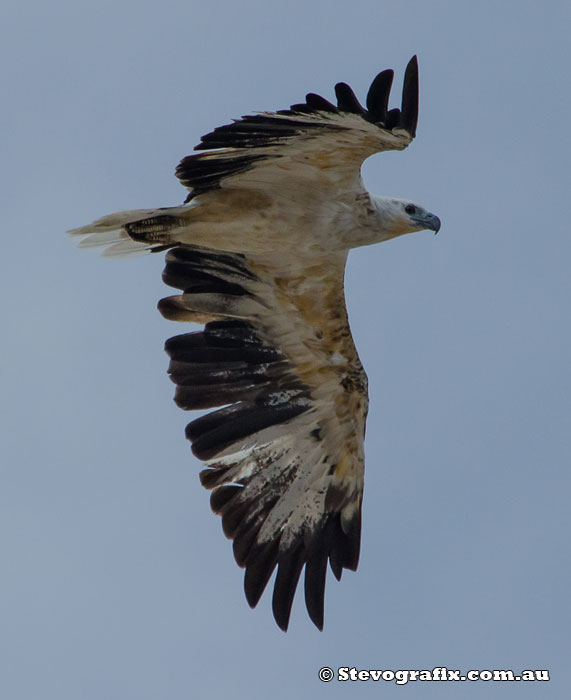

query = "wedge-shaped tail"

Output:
[[68, 207, 190, 257]]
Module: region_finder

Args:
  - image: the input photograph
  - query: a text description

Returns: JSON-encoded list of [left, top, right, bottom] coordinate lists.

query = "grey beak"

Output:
[[411, 212, 441, 234], [429, 213, 441, 234]]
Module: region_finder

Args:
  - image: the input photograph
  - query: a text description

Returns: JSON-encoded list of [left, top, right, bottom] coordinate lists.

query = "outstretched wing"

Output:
[[68, 57, 418, 259], [176, 56, 418, 203], [159, 244, 368, 630]]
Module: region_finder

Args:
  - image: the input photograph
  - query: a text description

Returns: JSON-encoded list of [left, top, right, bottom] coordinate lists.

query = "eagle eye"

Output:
[[404, 204, 417, 215]]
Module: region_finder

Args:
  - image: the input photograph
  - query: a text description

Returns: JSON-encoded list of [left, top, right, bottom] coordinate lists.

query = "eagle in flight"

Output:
[[70, 56, 440, 631]]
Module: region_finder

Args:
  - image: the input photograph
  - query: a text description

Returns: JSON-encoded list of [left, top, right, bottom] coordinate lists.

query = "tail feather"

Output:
[[68, 206, 191, 258], [77, 228, 130, 249], [102, 240, 159, 258], [68, 208, 162, 236]]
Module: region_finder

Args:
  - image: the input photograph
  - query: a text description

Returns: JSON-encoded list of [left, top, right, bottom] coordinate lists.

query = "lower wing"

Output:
[[160, 244, 369, 630]]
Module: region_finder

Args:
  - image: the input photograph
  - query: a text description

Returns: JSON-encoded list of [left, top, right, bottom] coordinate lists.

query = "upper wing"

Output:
[[159, 244, 368, 630], [68, 57, 418, 258], [176, 56, 418, 203]]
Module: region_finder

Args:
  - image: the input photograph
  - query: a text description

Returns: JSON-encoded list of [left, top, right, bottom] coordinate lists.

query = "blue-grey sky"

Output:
[[1, 1, 570, 698]]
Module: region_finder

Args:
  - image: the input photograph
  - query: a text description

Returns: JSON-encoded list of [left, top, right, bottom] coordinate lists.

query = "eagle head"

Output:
[[372, 196, 441, 240]]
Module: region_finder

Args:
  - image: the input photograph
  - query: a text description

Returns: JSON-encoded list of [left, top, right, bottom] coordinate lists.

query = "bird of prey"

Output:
[[69, 56, 440, 631]]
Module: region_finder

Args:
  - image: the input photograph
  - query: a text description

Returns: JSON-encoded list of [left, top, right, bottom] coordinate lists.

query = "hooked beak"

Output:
[[412, 212, 441, 234]]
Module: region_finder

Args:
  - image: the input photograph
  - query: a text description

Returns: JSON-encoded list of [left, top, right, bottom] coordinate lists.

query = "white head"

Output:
[[371, 196, 441, 242]]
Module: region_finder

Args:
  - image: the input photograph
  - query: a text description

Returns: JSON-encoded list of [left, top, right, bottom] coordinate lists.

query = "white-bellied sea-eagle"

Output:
[[69, 56, 441, 631]]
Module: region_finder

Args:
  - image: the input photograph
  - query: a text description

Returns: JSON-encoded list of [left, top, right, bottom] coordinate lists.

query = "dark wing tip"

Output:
[[210, 484, 242, 514], [385, 107, 401, 130], [272, 545, 306, 632], [239, 510, 362, 631], [366, 68, 394, 124], [304, 538, 329, 631], [244, 540, 279, 609], [401, 55, 419, 137], [304, 92, 338, 113], [334, 82, 366, 114], [364, 56, 418, 137]]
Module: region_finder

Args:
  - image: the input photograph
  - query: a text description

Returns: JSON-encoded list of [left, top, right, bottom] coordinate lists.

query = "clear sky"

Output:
[[1, 1, 570, 698]]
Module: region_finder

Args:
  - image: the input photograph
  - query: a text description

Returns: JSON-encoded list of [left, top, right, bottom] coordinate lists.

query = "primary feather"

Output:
[[69, 56, 441, 631]]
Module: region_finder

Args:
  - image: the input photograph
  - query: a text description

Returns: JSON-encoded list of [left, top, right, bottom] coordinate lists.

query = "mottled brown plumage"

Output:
[[69, 56, 441, 631]]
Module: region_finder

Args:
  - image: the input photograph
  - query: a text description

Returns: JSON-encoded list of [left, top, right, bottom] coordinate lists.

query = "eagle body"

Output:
[[70, 56, 441, 631]]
